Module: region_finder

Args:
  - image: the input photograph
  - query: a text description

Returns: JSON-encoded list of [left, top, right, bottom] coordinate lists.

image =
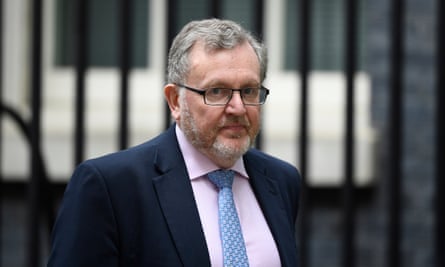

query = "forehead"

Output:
[[187, 41, 261, 86]]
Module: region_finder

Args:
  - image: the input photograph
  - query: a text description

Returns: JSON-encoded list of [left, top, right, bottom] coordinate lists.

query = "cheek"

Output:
[[184, 100, 219, 130], [195, 110, 220, 130], [191, 103, 221, 125], [247, 110, 261, 135], [247, 108, 261, 124]]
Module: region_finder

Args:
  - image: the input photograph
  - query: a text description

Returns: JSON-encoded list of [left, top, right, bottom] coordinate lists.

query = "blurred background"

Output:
[[0, 0, 443, 266]]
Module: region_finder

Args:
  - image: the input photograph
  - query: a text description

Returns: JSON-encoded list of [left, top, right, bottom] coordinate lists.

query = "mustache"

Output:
[[219, 116, 250, 128]]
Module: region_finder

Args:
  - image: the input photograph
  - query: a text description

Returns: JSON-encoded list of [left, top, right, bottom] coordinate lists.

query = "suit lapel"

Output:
[[244, 154, 298, 267], [151, 126, 211, 267]]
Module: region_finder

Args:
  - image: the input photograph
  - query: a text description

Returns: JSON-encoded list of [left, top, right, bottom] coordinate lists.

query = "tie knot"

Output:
[[208, 169, 235, 189]]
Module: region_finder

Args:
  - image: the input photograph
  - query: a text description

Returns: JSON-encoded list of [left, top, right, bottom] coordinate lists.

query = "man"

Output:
[[48, 18, 300, 267]]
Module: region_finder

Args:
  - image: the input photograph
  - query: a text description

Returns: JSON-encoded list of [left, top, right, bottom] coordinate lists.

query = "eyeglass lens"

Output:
[[205, 88, 266, 105]]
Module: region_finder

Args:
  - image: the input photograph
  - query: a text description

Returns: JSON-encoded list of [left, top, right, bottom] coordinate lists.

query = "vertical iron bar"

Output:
[[74, 0, 88, 165], [343, 0, 357, 266], [118, 0, 132, 150], [210, 0, 221, 18], [164, 0, 178, 130], [435, 0, 445, 266], [27, 0, 44, 265], [298, 0, 311, 266], [388, 0, 404, 266], [0, 0, 3, 265], [253, 0, 264, 150], [253, 0, 264, 40]]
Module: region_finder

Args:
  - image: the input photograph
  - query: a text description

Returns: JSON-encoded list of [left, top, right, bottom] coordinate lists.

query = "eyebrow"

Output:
[[204, 80, 261, 89]]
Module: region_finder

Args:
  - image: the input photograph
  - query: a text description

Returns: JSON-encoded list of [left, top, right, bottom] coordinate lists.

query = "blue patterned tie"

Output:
[[208, 170, 249, 267]]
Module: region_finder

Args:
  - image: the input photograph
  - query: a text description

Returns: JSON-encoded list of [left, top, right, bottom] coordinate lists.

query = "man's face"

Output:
[[176, 41, 262, 167]]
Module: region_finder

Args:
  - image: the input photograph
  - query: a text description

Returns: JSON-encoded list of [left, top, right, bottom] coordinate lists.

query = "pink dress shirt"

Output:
[[175, 125, 281, 267]]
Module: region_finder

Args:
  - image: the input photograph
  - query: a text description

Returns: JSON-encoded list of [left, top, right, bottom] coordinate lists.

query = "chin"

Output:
[[212, 136, 251, 160]]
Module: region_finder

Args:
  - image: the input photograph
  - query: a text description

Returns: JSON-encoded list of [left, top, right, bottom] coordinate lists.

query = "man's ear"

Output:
[[164, 83, 181, 121]]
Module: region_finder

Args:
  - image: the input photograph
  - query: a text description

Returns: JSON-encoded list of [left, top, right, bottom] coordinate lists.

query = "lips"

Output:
[[225, 126, 245, 133], [220, 124, 247, 138]]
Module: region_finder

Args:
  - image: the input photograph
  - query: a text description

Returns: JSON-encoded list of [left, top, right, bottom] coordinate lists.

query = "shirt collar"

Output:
[[175, 124, 248, 180]]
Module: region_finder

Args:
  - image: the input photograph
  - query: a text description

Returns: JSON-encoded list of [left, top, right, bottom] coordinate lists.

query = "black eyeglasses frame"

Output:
[[175, 83, 270, 106]]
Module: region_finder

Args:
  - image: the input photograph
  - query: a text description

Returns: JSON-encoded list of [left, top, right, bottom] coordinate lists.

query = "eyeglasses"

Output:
[[176, 84, 270, 106]]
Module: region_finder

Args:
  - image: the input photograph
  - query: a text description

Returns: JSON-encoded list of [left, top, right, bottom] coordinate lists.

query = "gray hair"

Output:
[[167, 18, 268, 85]]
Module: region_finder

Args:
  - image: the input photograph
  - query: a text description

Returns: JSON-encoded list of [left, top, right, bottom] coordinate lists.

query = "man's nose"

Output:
[[226, 91, 246, 114]]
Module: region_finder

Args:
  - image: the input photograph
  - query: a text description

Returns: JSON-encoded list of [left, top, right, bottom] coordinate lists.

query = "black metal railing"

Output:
[[118, 0, 133, 150], [28, 0, 44, 265], [435, 1, 445, 267], [342, 0, 358, 266], [0, 0, 444, 267], [297, 0, 311, 264], [387, 0, 405, 267], [74, 0, 88, 166], [0, 0, 3, 262]]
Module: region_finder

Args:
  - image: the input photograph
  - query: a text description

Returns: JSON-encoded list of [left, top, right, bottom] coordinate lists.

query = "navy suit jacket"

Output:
[[48, 125, 300, 266]]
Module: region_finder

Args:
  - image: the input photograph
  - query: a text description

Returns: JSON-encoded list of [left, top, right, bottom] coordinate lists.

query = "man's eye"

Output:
[[243, 88, 258, 95], [208, 88, 223, 95]]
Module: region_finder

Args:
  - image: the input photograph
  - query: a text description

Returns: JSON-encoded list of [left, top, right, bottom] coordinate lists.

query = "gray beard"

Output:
[[179, 98, 253, 163]]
